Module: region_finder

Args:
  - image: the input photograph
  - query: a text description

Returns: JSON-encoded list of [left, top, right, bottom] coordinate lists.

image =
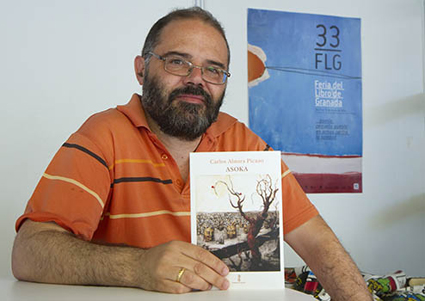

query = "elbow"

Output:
[[12, 259, 25, 281], [11, 219, 70, 282], [11, 233, 31, 281], [11, 223, 38, 282], [12, 239, 25, 281]]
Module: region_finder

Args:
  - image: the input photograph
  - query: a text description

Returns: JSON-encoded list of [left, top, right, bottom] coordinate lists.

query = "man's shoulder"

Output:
[[211, 112, 268, 151], [213, 112, 259, 137], [80, 107, 129, 131], [73, 105, 140, 144], [78, 94, 144, 133], [210, 112, 244, 136]]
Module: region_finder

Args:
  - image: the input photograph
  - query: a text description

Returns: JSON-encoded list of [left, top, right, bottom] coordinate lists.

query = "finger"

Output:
[[157, 241, 229, 290], [181, 244, 229, 277], [172, 253, 229, 290], [175, 268, 212, 291], [189, 260, 229, 290], [162, 280, 192, 294]]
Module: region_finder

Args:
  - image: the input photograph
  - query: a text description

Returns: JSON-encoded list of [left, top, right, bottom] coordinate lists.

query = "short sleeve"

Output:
[[15, 132, 112, 240], [280, 160, 319, 234]]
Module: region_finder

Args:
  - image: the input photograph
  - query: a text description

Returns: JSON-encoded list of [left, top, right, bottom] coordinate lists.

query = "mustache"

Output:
[[168, 85, 212, 106]]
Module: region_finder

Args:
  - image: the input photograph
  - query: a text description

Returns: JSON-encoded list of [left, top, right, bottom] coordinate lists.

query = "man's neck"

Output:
[[144, 110, 201, 183], [144, 110, 202, 153], [156, 130, 202, 155]]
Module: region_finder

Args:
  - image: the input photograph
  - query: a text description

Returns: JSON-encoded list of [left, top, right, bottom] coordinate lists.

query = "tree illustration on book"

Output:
[[202, 174, 281, 272]]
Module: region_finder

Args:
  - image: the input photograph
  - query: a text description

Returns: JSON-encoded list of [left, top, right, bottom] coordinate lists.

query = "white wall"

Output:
[[1, 0, 424, 279]]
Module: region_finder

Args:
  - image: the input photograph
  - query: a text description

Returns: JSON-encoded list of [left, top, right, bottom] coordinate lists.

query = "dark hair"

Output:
[[141, 7, 230, 68]]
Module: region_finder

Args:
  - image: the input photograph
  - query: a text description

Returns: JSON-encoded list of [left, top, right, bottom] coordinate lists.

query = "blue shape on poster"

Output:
[[248, 9, 362, 156]]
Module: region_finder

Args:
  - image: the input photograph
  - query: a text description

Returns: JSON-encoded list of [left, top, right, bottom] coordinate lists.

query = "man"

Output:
[[12, 7, 372, 300]]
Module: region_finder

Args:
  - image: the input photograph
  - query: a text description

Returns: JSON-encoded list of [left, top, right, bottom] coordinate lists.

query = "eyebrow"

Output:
[[161, 51, 227, 70]]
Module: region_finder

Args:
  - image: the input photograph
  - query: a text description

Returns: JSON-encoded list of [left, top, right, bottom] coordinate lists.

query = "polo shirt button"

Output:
[[161, 154, 168, 160]]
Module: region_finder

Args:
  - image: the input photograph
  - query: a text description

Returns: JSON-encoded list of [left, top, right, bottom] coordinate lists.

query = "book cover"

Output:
[[190, 151, 284, 289]]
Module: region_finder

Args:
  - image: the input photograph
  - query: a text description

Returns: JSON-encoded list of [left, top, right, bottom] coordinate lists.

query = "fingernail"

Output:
[[222, 266, 229, 275], [222, 279, 230, 290]]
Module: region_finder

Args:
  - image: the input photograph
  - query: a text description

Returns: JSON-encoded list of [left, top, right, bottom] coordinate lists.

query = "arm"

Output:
[[285, 215, 372, 301], [12, 220, 229, 294]]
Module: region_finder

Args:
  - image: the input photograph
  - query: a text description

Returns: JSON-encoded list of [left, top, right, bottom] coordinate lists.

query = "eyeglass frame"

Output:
[[145, 51, 231, 85]]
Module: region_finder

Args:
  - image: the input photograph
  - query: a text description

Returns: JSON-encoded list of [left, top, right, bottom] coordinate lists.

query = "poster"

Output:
[[190, 151, 284, 289], [248, 9, 363, 193]]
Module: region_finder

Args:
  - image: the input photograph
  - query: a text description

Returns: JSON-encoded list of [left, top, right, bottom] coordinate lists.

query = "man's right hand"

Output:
[[12, 220, 230, 294], [139, 240, 230, 293]]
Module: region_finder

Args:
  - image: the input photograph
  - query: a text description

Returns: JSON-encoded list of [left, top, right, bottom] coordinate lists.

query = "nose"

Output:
[[183, 66, 205, 86]]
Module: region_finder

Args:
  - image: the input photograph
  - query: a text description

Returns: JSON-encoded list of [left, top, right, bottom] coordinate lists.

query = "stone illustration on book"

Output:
[[196, 174, 281, 272]]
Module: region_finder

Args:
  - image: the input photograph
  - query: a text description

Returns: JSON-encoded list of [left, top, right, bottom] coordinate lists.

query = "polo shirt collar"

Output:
[[116, 94, 149, 129], [117, 93, 238, 139], [206, 111, 238, 138]]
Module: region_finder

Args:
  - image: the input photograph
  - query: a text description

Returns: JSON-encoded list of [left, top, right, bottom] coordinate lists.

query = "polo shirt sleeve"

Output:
[[15, 128, 112, 241], [280, 159, 319, 234]]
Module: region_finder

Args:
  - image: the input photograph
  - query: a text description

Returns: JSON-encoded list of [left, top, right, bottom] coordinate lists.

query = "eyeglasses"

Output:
[[147, 52, 230, 85]]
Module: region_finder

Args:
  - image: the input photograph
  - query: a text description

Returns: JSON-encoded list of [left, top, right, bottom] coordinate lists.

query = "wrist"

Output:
[[120, 246, 147, 289]]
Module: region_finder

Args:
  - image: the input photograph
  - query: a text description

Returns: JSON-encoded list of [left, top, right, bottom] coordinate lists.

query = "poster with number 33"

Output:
[[248, 9, 362, 193]]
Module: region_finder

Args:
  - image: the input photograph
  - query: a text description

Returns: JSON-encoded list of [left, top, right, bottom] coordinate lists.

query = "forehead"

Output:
[[154, 18, 228, 67]]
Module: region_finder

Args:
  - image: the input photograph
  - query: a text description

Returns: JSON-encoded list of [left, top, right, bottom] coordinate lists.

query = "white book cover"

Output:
[[190, 151, 284, 289]]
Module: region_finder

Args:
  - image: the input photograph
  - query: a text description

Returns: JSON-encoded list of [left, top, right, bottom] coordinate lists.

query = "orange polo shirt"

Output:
[[16, 94, 318, 248]]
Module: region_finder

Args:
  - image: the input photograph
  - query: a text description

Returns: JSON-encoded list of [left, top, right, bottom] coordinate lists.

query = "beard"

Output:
[[141, 74, 225, 141]]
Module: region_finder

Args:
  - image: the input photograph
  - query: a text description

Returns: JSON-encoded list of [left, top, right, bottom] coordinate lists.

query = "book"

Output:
[[190, 151, 284, 289]]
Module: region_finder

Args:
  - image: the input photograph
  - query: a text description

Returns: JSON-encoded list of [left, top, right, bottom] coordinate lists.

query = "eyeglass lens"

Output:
[[164, 56, 226, 84]]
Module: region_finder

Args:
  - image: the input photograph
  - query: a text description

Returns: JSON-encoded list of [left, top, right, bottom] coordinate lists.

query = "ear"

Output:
[[134, 55, 145, 85]]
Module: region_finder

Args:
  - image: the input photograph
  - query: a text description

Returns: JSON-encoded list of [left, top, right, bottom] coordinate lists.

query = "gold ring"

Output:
[[176, 267, 186, 283]]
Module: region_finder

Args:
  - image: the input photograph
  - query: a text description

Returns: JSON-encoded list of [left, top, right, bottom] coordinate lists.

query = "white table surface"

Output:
[[1, 275, 314, 301]]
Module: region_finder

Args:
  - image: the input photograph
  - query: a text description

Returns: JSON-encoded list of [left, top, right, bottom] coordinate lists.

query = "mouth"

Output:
[[175, 94, 205, 105]]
